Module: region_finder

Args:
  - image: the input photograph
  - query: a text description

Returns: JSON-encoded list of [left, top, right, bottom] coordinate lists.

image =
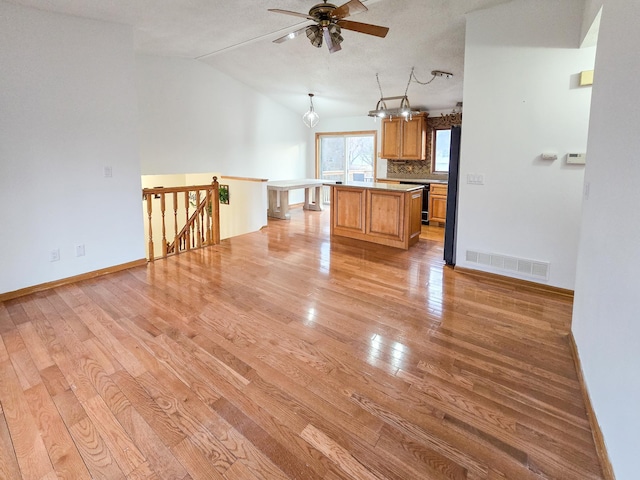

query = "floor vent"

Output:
[[465, 250, 550, 280]]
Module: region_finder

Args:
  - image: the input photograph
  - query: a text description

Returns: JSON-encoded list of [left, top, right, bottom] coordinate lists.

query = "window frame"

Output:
[[431, 127, 452, 174], [427, 113, 462, 174], [315, 130, 378, 180]]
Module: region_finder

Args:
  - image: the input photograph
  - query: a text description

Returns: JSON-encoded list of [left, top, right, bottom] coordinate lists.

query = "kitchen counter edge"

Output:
[[375, 177, 448, 185], [324, 181, 424, 192]]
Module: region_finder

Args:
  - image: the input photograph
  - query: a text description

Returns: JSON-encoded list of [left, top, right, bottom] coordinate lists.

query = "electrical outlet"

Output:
[[75, 244, 85, 257], [50, 249, 60, 262]]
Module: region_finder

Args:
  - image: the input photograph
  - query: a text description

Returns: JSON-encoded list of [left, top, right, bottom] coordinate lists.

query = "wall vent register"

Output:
[[465, 250, 550, 280]]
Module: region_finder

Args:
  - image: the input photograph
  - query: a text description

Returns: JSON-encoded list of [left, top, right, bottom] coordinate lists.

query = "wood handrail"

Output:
[[167, 194, 207, 254], [142, 184, 216, 195], [142, 177, 220, 261]]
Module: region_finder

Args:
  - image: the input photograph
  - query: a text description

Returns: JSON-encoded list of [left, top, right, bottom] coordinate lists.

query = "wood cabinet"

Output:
[[380, 113, 427, 160], [429, 183, 448, 224], [330, 184, 422, 250], [381, 118, 401, 159]]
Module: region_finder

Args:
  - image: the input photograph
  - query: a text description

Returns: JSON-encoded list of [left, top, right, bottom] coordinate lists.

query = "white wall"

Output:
[[572, 1, 640, 478], [218, 178, 268, 240], [136, 55, 309, 182], [456, 0, 596, 289], [0, 2, 144, 294]]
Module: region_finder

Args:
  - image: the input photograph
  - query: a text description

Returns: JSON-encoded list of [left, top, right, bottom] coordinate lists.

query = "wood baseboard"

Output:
[[453, 266, 574, 298], [0, 258, 147, 302], [568, 333, 616, 480]]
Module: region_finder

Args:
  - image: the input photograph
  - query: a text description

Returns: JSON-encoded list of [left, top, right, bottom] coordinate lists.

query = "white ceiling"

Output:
[[8, 0, 511, 117]]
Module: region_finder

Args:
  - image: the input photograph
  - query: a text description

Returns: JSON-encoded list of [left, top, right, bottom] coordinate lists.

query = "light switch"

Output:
[[466, 174, 485, 185]]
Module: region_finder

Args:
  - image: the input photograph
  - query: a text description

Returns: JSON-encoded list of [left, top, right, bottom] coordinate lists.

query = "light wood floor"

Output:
[[0, 208, 604, 480]]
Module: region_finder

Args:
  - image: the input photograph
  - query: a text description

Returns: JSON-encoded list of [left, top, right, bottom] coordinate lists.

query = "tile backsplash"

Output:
[[386, 160, 447, 180]]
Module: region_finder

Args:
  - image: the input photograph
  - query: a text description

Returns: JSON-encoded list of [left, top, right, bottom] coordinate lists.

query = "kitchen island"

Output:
[[326, 181, 423, 250]]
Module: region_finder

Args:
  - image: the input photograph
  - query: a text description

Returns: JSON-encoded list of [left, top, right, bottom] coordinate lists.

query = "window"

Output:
[[433, 128, 451, 173], [316, 131, 377, 201]]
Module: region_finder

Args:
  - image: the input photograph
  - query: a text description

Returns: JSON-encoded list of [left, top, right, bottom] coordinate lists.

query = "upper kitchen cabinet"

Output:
[[380, 113, 427, 160]]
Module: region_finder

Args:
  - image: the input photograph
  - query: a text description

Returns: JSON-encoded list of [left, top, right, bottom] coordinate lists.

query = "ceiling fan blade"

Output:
[[273, 26, 308, 44], [331, 0, 367, 20], [323, 27, 342, 53], [268, 8, 314, 21], [337, 19, 389, 38]]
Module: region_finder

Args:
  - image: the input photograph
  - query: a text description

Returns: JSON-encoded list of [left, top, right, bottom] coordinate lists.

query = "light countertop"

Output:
[[376, 177, 448, 185], [266, 179, 329, 189], [326, 181, 424, 192]]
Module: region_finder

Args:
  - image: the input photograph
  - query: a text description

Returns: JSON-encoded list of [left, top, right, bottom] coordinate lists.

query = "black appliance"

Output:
[[444, 125, 461, 265]]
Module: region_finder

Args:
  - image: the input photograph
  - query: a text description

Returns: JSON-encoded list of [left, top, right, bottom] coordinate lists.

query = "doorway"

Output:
[[316, 131, 377, 202]]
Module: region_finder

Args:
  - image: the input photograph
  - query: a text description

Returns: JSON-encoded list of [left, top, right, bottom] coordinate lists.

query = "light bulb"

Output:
[[303, 110, 319, 128], [302, 93, 319, 128]]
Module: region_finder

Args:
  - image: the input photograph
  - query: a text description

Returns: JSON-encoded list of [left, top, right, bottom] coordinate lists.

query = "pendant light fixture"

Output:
[[302, 93, 319, 128], [368, 68, 453, 119]]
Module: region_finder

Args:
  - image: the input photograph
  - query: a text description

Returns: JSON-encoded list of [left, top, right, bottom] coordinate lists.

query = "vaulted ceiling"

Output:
[[8, 0, 511, 117]]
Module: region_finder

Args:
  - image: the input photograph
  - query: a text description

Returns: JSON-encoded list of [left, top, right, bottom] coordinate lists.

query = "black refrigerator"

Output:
[[444, 125, 461, 265]]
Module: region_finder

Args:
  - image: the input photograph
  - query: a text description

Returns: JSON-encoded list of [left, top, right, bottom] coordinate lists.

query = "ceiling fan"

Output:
[[269, 0, 389, 53]]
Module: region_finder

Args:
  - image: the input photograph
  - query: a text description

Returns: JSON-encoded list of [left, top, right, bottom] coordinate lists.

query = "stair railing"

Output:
[[142, 177, 220, 261]]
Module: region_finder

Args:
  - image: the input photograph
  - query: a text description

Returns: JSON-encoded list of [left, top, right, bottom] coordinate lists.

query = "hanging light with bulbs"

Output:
[[302, 93, 319, 128], [368, 68, 453, 119]]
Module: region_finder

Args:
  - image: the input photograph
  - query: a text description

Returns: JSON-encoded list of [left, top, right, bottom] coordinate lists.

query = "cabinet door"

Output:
[[333, 188, 366, 234], [400, 115, 426, 160], [429, 195, 447, 223], [409, 190, 423, 242], [381, 118, 401, 159], [366, 190, 404, 240]]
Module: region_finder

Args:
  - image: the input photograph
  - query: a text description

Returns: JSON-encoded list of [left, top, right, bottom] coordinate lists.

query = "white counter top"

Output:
[[376, 177, 448, 185], [326, 181, 424, 192], [267, 179, 330, 190]]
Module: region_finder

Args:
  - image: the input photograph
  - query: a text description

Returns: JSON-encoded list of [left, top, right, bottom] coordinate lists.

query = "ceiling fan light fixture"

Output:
[[328, 24, 344, 45], [306, 25, 323, 48], [270, 0, 388, 53], [302, 93, 319, 128]]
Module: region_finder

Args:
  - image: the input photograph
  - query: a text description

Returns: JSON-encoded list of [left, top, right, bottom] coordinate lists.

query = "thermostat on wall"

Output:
[[567, 153, 586, 164]]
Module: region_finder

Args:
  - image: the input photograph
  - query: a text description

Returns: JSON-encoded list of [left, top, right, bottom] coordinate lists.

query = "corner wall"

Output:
[[456, 0, 596, 289], [572, 1, 640, 478], [0, 2, 144, 294]]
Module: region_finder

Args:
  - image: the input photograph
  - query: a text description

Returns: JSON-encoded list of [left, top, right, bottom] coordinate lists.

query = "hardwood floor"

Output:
[[0, 208, 604, 480]]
